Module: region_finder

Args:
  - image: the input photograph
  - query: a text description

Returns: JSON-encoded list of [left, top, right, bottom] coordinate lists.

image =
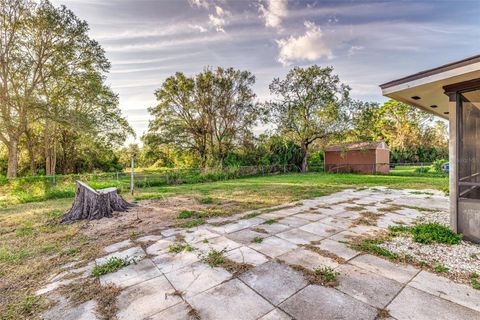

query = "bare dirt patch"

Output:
[[82, 196, 212, 241]]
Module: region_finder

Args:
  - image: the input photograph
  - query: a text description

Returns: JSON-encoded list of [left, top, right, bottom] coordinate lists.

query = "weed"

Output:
[[252, 236, 264, 243], [180, 218, 205, 228], [197, 197, 214, 204], [433, 264, 449, 273], [91, 256, 137, 277], [15, 221, 34, 237], [351, 211, 379, 226], [409, 191, 434, 195], [411, 223, 461, 245], [470, 253, 478, 260], [376, 308, 391, 319], [240, 212, 260, 219], [303, 244, 346, 264], [202, 249, 226, 267], [18, 295, 44, 318], [202, 238, 209, 243], [350, 239, 399, 260], [470, 273, 480, 290], [178, 210, 195, 219], [289, 264, 339, 287], [168, 243, 194, 253], [129, 230, 138, 239], [263, 219, 277, 225], [387, 225, 412, 237]]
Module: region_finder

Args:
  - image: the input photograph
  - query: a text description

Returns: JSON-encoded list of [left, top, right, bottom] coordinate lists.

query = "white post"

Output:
[[131, 155, 135, 195]]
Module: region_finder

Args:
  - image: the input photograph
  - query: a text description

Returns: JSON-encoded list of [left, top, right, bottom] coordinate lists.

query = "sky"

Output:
[[50, 0, 480, 142]]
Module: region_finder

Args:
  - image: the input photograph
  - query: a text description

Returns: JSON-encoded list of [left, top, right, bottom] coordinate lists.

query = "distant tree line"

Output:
[[0, 1, 448, 178]]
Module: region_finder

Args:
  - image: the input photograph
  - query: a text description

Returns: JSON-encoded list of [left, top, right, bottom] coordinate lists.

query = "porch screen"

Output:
[[458, 89, 480, 199]]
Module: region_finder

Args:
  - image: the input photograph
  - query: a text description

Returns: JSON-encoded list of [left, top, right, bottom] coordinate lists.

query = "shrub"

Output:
[[432, 159, 448, 173], [411, 223, 461, 245], [413, 166, 430, 174]]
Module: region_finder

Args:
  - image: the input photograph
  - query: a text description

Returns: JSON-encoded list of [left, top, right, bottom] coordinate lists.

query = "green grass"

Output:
[[91, 256, 136, 278], [262, 219, 277, 225], [252, 236, 264, 243], [470, 273, 480, 290], [313, 266, 339, 282], [411, 223, 461, 245], [202, 249, 226, 267], [177, 210, 195, 219], [168, 243, 194, 253], [433, 264, 449, 273], [179, 218, 205, 228], [350, 239, 399, 260]]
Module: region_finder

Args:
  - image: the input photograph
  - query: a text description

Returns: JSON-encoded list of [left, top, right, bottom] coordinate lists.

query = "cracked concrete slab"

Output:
[[147, 302, 194, 320], [151, 250, 200, 274], [336, 264, 403, 308], [277, 216, 310, 228], [193, 235, 242, 252], [349, 254, 419, 284], [145, 238, 176, 255], [165, 262, 231, 298], [280, 285, 377, 320], [239, 261, 307, 305], [226, 228, 270, 245], [388, 286, 480, 320], [315, 238, 359, 261], [95, 246, 145, 265], [254, 222, 291, 235], [100, 258, 161, 288], [225, 246, 269, 266], [276, 228, 323, 245], [104, 239, 133, 253], [408, 271, 480, 312], [116, 275, 182, 320], [299, 221, 341, 237], [189, 279, 274, 320], [248, 236, 297, 258], [278, 248, 339, 269], [258, 308, 292, 320]]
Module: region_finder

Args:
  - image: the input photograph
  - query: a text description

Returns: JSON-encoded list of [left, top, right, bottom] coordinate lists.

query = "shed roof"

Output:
[[325, 141, 388, 152]]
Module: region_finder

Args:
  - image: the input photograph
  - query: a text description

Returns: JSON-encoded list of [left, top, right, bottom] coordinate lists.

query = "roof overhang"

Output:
[[380, 55, 480, 120]]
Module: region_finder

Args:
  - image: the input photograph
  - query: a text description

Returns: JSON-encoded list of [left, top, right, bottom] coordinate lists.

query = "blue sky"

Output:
[[51, 0, 480, 141]]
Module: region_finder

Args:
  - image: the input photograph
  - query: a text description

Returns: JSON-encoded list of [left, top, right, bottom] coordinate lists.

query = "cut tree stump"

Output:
[[61, 180, 132, 223]]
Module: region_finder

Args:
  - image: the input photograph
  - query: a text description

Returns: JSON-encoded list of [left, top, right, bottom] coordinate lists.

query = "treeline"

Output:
[[0, 0, 132, 178], [129, 66, 448, 171]]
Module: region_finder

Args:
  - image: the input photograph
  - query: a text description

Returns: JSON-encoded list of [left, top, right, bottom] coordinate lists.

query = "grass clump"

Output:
[[202, 249, 226, 267], [433, 264, 449, 273], [350, 239, 399, 260], [91, 256, 137, 278], [168, 243, 194, 253], [263, 219, 277, 225], [252, 236, 264, 243], [178, 210, 195, 219], [470, 273, 480, 290], [345, 206, 366, 211], [411, 223, 461, 245], [240, 212, 260, 219], [314, 266, 339, 282], [180, 218, 205, 228], [289, 264, 339, 287], [197, 197, 214, 204]]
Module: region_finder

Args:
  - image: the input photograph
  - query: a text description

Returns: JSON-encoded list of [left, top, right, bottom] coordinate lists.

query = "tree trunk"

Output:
[[61, 181, 132, 223], [301, 141, 309, 173], [6, 139, 19, 179], [44, 120, 57, 176], [25, 130, 37, 176]]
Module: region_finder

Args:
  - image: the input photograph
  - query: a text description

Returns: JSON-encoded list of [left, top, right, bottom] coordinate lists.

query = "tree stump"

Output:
[[61, 181, 132, 223]]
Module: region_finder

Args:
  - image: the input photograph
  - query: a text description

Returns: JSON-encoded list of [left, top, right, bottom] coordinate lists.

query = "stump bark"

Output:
[[61, 181, 132, 223]]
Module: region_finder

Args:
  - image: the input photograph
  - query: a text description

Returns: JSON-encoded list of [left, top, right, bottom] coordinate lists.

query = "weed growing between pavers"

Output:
[[240, 212, 260, 219], [59, 279, 120, 320], [201, 249, 253, 276], [2, 295, 46, 319], [210, 220, 235, 226], [345, 206, 367, 212], [351, 211, 381, 227], [470, 273, 480, 290], [376, 308, 391, 319], [288, 263, 339, 287], [350, 238, 399, 260], [303, 244, 346, 264], [169, 243, 194, 253], [262, 219, 278, 225], [433, 264, 449, 273], [409, 191, 435, 196], [91, 256, 139, 278], [252, 236, 264, 243]]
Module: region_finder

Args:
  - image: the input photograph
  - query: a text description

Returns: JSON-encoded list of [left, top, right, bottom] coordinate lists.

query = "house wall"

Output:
[[325, 149, 389, 174]]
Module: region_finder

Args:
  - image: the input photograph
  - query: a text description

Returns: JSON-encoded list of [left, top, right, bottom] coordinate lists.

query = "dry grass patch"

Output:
[[351, 211, 381, 227], [250, 227, 268, 234], [376, 308, 391, 319], [303, 244, 346, 264], [59, 279, 120, 320], [201, 249, 253, 276], [289, 264, 339, 287]]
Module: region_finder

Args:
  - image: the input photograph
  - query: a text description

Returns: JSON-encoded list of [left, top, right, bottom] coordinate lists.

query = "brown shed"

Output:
[[324, 141, 390, 174]]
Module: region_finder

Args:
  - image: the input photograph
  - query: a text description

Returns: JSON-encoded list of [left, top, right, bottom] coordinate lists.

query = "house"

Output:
[[324, 141, 390, 174], [381, 55, 480, 243]]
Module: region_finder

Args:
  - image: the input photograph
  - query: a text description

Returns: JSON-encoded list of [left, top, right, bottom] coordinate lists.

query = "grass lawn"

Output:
[[0, 171, 447, 319]]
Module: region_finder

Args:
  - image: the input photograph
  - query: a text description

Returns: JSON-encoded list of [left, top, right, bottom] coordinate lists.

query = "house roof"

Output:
[[325, 141, 388, 152], [380, 55, 480, 120]]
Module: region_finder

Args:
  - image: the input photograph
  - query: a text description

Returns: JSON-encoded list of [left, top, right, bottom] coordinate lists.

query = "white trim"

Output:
[[382, 62, 480, 95]]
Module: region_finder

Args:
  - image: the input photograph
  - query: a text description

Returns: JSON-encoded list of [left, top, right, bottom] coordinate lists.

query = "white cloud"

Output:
[[348, 45, 364, 56], [188, 0, 210, 9], [276, 21, 333, 65], [259, 0, 288, 28], [189, 24, 208, 33], [208, 5, 230, 32]]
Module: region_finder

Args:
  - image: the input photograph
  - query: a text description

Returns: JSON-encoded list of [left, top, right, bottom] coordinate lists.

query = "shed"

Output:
[[324, 141, 390, 174]]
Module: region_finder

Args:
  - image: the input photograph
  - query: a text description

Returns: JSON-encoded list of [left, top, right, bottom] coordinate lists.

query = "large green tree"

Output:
[[266, 65, 351, 172], [147, 67, 259, 168]]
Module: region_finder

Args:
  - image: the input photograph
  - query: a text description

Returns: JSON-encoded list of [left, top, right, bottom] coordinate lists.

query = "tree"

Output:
[[266, 65, 350, 172], [147, 67, 259, 168]]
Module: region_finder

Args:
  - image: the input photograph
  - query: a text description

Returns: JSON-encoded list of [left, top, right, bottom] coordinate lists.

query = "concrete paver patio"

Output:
[[39, 187, 480, 320]]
